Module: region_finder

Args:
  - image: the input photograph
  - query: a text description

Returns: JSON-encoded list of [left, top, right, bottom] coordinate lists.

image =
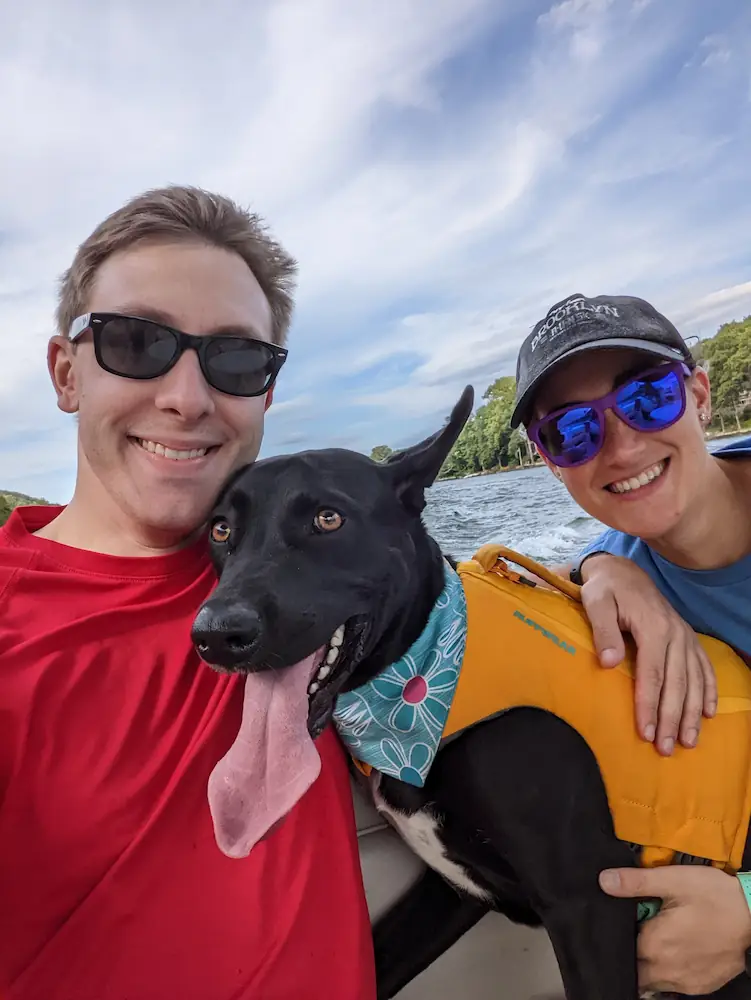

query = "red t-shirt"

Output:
[[0, 506, 375, 1000]]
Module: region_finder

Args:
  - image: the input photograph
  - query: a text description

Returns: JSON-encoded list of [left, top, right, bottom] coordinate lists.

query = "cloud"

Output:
[[537, 0, 617, 63], [699, 34, 732, 68], [1, 0, 750, 501], [672, 280, 751, 333]]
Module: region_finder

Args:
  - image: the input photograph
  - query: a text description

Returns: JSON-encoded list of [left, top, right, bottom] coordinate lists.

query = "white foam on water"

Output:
[[426, 467, 605, 566], [501, 518, 603, 567]]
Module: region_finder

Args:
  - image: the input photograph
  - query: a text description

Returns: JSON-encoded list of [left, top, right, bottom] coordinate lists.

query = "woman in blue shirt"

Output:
[[511, 292, 751, 996]]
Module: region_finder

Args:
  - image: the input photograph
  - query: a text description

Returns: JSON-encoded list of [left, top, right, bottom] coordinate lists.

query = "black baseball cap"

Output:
[[510, 293, 694, 428]]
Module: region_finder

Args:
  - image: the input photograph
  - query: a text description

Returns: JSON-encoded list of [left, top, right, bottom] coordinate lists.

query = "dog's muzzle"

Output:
[[191, 601, 262, 671]]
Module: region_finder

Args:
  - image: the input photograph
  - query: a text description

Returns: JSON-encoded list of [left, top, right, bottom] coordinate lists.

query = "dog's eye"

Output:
[[313, 509, 344, 533], [210, 519, 232, 544]]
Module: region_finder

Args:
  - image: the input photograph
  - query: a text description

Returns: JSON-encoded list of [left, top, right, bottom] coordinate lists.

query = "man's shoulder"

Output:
[[0, 506, 215, 635], [0, 508, 41, 578], [0, 505, 64, 573]]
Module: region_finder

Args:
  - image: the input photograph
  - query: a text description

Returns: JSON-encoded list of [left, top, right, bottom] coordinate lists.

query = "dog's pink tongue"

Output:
[[208, 649, 324, 858]]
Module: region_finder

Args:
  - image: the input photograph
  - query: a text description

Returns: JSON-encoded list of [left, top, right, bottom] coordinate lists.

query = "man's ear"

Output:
[[386, 386, 474, 514], [264, 386, 274, 412], [48, 336, 80, 414]]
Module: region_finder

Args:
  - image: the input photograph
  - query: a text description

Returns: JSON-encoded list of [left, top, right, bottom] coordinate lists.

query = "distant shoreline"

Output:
[[706, 428, 750, 441], [438, 461, 544, 482]]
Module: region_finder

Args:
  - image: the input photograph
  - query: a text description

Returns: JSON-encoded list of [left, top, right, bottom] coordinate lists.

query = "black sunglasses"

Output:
[[69, 312, 288, 398]]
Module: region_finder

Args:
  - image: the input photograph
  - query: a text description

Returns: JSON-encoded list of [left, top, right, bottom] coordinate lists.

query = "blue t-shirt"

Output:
[[579, 437, 751, 657]]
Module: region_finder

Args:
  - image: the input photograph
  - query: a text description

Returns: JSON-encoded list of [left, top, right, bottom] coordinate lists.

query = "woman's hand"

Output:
[[579, 553, 717, 755], [599, 865, 751, 995]]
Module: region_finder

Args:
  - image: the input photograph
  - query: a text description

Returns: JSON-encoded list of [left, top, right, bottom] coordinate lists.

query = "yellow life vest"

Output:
[[444, 545, 751, 872]]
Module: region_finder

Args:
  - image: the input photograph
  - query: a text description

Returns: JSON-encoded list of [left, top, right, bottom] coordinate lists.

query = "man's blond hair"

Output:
[[56, 185, 297, 345]]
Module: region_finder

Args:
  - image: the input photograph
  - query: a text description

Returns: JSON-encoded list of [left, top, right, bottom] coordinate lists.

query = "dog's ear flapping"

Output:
[[386, 385, 474, 514]]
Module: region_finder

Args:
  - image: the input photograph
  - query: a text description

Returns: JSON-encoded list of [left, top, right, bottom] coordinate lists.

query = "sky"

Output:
[[1, 0, 750, 502]]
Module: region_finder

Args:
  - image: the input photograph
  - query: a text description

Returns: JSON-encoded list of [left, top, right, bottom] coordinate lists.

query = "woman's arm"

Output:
[[526, 554, 717, 754], [577, 553, 717, 754]]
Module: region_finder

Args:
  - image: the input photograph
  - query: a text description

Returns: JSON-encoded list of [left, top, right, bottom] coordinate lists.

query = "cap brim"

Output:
[[509, 338, 688, 428]]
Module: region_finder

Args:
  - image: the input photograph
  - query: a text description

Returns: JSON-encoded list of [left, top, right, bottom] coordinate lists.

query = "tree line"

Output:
[[370, 315, 751, 480], [691, 315, 751, 434]]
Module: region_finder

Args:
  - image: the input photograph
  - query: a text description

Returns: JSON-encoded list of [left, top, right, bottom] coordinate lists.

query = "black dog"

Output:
[[191, 387, 751, 1000]]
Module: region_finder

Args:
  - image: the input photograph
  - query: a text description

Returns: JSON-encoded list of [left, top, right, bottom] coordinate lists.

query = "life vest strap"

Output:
[[468, 543, 583, 602]]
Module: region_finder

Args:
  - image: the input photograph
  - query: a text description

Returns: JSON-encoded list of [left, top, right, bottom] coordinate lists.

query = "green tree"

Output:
[[438, 416, 482, 478], [483, 375, 516, 409], [437, 375, 531, 477], [480, 375, 518, 466], [507, 427, 529, 467], [370, 444, 394, 463], [700, 317, 751, 414], [0, 491, 50, 525], [0, 496, 12, 526]]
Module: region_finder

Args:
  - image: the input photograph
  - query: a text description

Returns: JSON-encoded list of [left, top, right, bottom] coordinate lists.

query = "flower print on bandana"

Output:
[[378, 738, 433, 786], [371, 648, 460, 736], [331, 693, 374, 749], [333, 561, 467, 787]]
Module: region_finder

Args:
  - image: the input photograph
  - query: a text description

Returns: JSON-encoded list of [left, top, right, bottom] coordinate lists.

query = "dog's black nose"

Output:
[[191, 602, 262, 668]]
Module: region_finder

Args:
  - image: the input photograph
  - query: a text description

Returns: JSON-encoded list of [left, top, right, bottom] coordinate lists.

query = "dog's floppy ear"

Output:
[[386, 385, 474, 514]]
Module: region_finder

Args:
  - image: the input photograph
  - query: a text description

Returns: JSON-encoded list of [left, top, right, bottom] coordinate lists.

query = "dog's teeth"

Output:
[[308, 682, 320, 694], [325, 647, 339, 665], [331, 625, 345, 647], [317, 664, 331, 680]]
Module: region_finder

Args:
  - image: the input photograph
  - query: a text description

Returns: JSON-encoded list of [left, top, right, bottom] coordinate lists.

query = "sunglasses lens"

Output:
[[95, 318, 281, 396], [616, 368, 684, 430], [204, 338, 278, 396], [99, 317, 177, 377], [534, 364, 686, 468], [537, 406, 603, 467]]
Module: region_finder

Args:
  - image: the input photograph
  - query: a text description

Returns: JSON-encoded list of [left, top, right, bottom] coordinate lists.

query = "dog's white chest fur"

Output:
[[371, 779, 490, 901]]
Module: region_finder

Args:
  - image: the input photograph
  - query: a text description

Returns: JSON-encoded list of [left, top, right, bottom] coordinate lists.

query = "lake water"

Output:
[[423, 434, 748, 566]]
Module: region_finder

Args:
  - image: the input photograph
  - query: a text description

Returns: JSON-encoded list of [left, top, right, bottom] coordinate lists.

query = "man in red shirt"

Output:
[[0, 185, 375, 999]]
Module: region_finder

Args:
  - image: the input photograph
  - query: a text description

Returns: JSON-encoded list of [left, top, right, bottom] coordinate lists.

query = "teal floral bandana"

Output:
[[332, 562, 467, 787]]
